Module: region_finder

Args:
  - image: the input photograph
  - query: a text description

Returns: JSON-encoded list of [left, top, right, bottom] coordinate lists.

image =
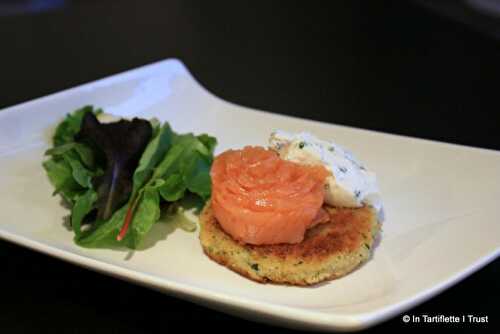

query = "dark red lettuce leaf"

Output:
[[75, 112, 152, 220]]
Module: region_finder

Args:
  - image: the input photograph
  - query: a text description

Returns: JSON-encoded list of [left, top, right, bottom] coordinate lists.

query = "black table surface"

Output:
[[1, 1, 498, 333]]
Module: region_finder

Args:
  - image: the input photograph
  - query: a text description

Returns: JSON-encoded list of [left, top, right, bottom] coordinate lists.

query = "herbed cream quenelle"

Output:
[[269, 130, 381, 211]]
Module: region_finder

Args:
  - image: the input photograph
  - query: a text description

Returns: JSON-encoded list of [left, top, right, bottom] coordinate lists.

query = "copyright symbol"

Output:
[[403, 315, 411, 323]]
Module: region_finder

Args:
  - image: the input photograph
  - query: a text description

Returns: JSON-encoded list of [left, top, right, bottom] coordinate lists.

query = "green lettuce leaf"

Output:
[[116, 131, 216, 245], [196, 134, 217, 155], [182, 152, 212, 200], [132, 123, 173, 196], [76, 186, 160, 249], [46, 142, 96, 169], [149, 118, 161, 137], [42, 158, 83, 204], [62, 150, 95, 188], [158, 173, 186, 202], [75, 206, 126, 248], [122, 186, 160, 249], [53, 106, 102, 147], [71, 189, 97, 238], [155, 133, 216, 199], [152, 134, 215, 180]]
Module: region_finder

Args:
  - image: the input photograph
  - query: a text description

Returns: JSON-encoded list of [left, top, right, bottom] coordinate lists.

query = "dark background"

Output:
[[0, 0, 498, 333]]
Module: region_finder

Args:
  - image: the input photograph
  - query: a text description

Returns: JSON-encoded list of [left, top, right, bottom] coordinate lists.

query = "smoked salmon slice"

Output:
[[211, 146, 329, 245]]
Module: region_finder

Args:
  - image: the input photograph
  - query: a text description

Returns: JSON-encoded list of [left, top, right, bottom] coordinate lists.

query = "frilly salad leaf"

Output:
[[43, 106, 103, 206], [42, 158, 82, 204], [45, 142, 96, 168], [42, 106, 217, 250]]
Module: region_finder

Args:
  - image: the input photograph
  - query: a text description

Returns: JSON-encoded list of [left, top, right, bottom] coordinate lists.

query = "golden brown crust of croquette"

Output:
[[199, 202, 380, 286]]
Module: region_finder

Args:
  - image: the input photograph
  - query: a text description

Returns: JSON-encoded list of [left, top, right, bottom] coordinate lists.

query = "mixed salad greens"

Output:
[[43, 106, 217, 249]]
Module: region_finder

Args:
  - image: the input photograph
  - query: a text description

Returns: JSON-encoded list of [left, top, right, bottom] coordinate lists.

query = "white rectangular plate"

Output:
[[1, 59, 499, 332]]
